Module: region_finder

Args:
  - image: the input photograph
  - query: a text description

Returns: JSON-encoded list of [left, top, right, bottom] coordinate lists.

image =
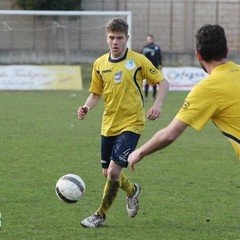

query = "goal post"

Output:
[[0, 10, 132, 64]]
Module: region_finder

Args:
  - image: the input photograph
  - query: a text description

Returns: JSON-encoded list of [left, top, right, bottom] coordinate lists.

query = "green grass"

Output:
[[0, 76, 240, 239]]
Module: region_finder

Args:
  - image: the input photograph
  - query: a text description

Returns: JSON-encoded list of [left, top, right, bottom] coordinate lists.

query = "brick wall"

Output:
[[0, 0, 239, 65], [81, 0, 240, 64], [0, 0, 15, 10]]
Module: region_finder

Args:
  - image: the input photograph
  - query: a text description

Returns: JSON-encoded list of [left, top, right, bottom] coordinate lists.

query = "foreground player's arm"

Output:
[[78, 93, 101, 120], [128, 119, 188, 171], [147, 78, 169, 120]]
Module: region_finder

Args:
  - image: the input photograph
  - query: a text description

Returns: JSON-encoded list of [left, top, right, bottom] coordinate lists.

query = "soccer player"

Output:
[[141, 34, 162, 101], [77, 17, 169, 228], [128, 24, 240, 171]]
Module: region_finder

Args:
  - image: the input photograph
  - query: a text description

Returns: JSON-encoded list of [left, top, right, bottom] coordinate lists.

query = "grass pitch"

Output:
[[0, 73, 240, 239]]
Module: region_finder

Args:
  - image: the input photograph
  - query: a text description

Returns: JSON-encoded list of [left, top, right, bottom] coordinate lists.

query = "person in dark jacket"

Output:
[[141, 34, 162, 100]]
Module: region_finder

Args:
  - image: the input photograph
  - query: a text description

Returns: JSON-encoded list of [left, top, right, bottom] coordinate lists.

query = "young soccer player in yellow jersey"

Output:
[[129, 24, 240, 169], [77, 17, 169, 228]]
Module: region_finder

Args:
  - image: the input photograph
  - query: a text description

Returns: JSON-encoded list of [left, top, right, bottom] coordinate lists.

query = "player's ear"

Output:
[[195, 50, 202, 61]]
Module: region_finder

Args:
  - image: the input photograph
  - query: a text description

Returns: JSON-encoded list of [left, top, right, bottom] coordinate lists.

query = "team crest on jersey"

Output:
[[114, 71, 123, 83], [125, 60, 135, 70], [182, 100, 190, 109], [150, 68, 159, 74]]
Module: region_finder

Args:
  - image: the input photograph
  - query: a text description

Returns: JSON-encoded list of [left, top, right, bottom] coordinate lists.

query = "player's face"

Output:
[[147, 36, 154, 44], [106, 31, 129, 58]]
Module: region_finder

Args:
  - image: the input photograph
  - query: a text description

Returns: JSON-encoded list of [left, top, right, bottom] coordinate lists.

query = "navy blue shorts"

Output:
[[101, 131, 140, 169]]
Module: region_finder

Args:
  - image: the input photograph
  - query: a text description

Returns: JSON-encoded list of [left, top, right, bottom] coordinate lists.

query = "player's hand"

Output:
[[146, 106, 161, 120], [128, 149, 144, 171], [77, 105, 89, 120]]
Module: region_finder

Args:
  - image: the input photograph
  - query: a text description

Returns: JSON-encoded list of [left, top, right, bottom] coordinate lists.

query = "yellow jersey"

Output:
[[175, 61, 240, 158], [89, 48, 165, 136]]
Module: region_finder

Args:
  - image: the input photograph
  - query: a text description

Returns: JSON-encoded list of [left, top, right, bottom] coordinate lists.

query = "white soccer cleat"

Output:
[[126, 183, 141, 218], [80, 212, 105, 228]]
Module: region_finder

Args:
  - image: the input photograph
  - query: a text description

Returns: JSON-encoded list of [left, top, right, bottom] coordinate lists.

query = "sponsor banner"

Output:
[[0, 65, 82, 90], [162, 66, 208, 91]]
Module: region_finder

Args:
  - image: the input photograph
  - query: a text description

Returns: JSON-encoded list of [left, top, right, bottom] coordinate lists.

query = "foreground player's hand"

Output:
[[128, 149, 144, 171], [77, 105, 89, 120], [146, 107, 161, 120]]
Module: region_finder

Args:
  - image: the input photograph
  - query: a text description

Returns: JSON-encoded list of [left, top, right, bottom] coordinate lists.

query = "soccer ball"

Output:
[[55, 174, 86, 203]]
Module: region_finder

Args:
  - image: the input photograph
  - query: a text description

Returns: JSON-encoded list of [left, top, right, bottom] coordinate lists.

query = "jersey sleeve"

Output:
[[89, 61, 104, 95], [175, 85, 218, 131], [142, 57, 165, 85]]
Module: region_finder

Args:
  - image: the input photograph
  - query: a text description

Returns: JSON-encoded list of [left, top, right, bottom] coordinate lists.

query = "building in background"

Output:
[[0, 0, 239, 65]]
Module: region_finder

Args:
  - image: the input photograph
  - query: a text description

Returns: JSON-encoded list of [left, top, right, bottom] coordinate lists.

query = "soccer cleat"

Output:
[[126, 183, 141, 218], [80, 212, 105, 228]]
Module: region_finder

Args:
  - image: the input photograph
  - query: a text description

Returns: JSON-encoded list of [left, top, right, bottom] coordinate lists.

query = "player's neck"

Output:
[[110, 48, 127, 59], [205, 58, 228, 74]]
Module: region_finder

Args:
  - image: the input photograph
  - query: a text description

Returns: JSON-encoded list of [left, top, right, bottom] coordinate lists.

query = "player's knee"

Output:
[[102, 168, 108, 178], [107, 168, 120, 181]]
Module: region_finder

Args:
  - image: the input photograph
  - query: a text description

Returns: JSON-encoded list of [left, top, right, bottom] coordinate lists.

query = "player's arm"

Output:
[[78, 92, 101, 120], [128, 119, 188, 171], [147, 78, 169, 120]]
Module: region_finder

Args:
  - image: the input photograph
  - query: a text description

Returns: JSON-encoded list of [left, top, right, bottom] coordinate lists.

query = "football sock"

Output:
[[119, 171, 135, 197], [97, 178, 120, 218]]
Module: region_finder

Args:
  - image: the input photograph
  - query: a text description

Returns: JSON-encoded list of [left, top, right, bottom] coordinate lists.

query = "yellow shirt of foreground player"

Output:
[[89, 49, 165, 136], [175, 61, 240, 158]]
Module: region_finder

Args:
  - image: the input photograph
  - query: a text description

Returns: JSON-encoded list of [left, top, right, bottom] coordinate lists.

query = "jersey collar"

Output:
[[108, 48, 128, 63]]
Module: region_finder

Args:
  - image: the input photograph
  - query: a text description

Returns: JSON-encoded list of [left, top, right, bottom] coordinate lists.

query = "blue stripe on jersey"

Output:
[[133, 66, 144, 105], [222, 131, 240, 144]]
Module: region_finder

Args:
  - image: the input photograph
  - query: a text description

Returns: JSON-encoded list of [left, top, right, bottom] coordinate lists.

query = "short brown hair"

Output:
[[195, 24, 228, 61], [106, 17, 128, 36]]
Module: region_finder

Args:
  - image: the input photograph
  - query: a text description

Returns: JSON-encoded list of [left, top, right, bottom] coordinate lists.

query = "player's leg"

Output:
[[145, 83, 149, 100], [80, 135, 116, 228], [111, 131, 141, 217], [120, 171, 141, 217], [96, 161, 121, 216], [120, 171, 135, 196], [97, 166, 141, 219], [80, 132, 141, 228], [152, 84, 157, 99], [96, 131, 139, 218]]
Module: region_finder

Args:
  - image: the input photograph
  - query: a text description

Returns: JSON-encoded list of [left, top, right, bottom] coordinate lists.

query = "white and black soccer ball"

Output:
[[55, 174, 86, 203]]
